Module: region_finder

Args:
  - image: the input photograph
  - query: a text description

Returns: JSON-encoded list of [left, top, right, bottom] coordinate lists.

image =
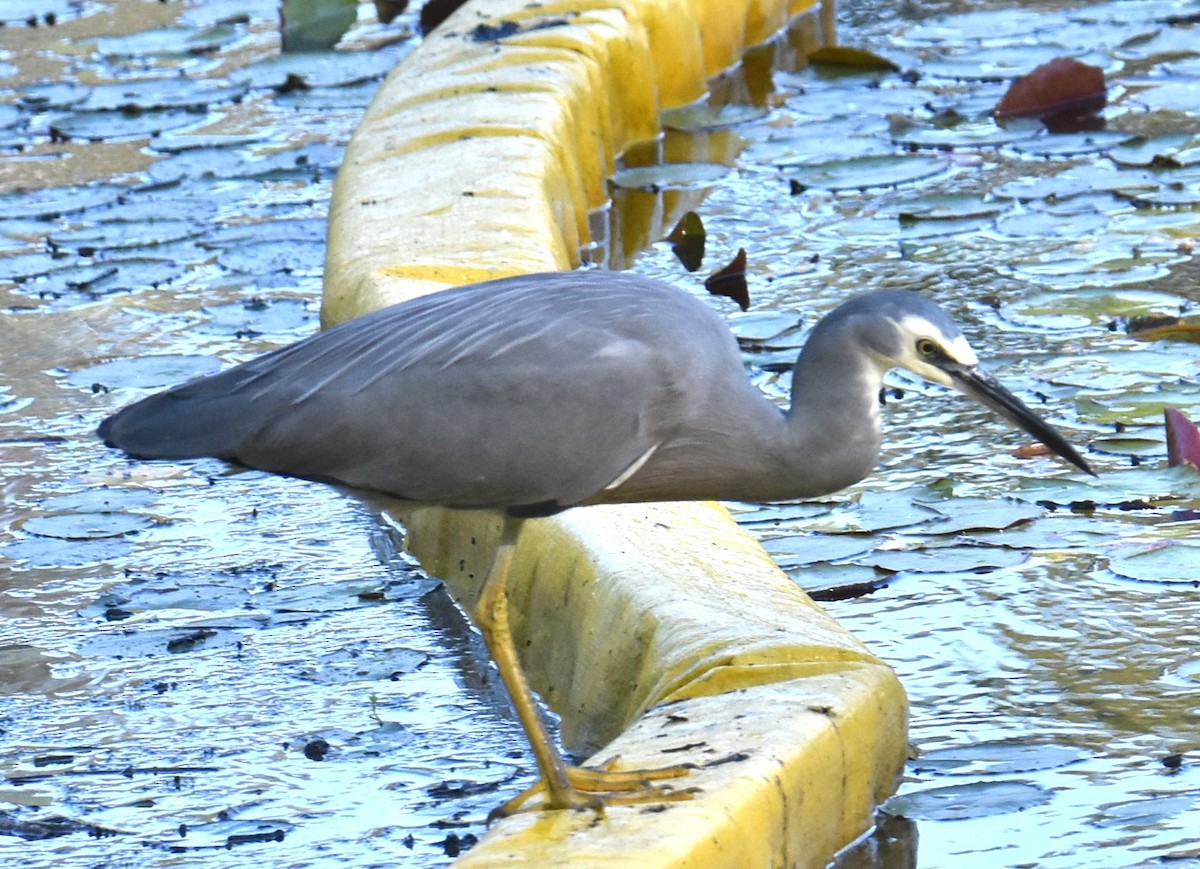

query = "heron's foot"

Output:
[[489, 759, 697, 821]]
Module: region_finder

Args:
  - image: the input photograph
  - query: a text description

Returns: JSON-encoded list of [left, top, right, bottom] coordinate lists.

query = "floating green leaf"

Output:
[[884, 780, 1052, 821], [19, 512, 154, 540], [69, 355, 222, 391], [1107, 541, 1200, 584], [789, 154, 949, 191], [761, 533, 876, 567], [913, 741, 1089, 776], [868, 544, 1028, 574], [610, 163, 731, 190], [808, 45, 901, 72], [661, 103, 769, 132]]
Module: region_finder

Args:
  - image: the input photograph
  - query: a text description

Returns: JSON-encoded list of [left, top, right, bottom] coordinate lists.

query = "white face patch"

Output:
[[897, 315, 979, 366], [948, 334, 979, 366]]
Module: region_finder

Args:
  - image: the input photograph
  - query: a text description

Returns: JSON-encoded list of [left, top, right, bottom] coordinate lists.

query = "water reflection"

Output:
[[624, 0, 1200, 865]]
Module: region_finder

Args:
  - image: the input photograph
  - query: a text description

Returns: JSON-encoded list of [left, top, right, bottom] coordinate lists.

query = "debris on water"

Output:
[[994, 57, 1107, 129], [1164, 408, 1200, 471], [704, 248, 749, 311], [666, 211, 706, 272]]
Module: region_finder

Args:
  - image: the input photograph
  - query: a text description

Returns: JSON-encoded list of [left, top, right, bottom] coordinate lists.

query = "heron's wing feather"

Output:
[[99, 274, 698, 510]]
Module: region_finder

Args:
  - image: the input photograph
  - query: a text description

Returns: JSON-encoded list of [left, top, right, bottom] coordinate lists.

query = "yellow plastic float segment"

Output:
[[321, 0, 909, 866]]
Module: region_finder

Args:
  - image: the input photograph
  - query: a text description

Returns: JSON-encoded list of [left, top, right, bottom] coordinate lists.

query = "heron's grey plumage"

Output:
[[97, 269, 1093, 815], [99, 272, 1091, 517]]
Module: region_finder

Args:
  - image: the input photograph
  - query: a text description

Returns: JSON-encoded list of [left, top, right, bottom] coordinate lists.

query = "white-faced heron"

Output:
[[98, 271, 1093, 815]]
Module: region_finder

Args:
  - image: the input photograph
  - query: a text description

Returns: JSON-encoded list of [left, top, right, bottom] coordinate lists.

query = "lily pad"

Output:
[[68, 355, 221, 391], [292, 646, 429, 685], [788, 561, 889, 596], [215, 237, 327, 275], [808, 489, 943, 534], [1162, 656, 1200, 687], [1091, 435, 1163, 457], [745, 133, 893, 167], [924, 498, 1044, 533], [240, 49, 403, 90], [760, 533, 876, 567], [912, 741, 1089, 775], [730, 501, 835, 526], [47, 108, 204, 143], [1008, 130, 1133, 158], [1, 537, 135, 568], [18, 257, 185, 301], [54, 218, 201, 253], [998, 289, 1185, 330], [896, 193, 1007, 222], [868, 544, 1028, 574], [662, 103, 769, 132], [1107, 541, 1200, 584], [728, 310, 805, 344], [198, 298, 317, 338], [1076, 385, 1200, 424], [610, 163, 731, 191], [994, 207, 1108, 239], [0, 186, 124, 220], [95, 25, 240, 59], [884, 780, 1052, 821], [1092, 795, 1199, 830], [38, 489, 159, 513], [1109, 133, 1200, 167], [891, 117, 1041, 149], [81, 78, 248, 112], [18, 512, 154, 540], [788, 154, 949, 191]]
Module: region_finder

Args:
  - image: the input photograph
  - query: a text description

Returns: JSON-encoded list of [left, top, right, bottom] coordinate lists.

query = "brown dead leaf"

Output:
[[705, 249, 750, 311]]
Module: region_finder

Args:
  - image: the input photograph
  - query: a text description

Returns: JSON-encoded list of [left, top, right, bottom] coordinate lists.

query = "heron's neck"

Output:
[[780, 322, 887, 495]]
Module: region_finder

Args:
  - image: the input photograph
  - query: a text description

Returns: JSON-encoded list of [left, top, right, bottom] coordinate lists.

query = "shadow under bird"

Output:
[[98, 270, 1093, 816]]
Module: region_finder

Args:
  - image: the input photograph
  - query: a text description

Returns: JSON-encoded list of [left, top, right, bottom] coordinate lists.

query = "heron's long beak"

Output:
[[941, 361, 1094, 475]]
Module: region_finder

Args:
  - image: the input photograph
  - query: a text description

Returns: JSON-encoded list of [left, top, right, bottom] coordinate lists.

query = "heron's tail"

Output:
[[97, 370, 265, 460]]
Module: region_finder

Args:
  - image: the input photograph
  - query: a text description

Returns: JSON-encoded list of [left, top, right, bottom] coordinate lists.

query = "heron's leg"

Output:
[[473, 515, 594, 811], [474, 516, 695, 819]]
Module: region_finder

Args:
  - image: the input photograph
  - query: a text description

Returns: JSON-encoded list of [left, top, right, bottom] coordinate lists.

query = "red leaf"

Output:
[[1164, 408, 1200, 470], [995, 57, 1106, 125]]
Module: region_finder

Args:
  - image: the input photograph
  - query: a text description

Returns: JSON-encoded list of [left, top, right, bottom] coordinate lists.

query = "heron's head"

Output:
[[840, 290, 1093, 475], [842, 290, 977, 384]]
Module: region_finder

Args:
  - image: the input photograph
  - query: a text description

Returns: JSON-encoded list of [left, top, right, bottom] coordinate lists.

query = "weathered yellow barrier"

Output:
[[323, 1, 908, 866]]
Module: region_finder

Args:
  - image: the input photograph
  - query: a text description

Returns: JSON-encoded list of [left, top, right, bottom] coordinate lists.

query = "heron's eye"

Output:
[[916, 338, 939, 358]]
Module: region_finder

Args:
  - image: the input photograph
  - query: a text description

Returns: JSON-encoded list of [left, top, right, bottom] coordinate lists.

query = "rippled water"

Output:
[[3, 0, 1200, 867], [2, 3, 527, 866], [623, 0, 1200, 865]]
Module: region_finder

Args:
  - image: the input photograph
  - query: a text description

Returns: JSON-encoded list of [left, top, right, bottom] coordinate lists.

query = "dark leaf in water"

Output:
[[994, 57, 1106, 126], [374, 0, 409, 25], [705, 248, 749, 311], [808, 45, 900, 72], [1165, 408, 1200, 470], [666, 211, 705, 272]]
